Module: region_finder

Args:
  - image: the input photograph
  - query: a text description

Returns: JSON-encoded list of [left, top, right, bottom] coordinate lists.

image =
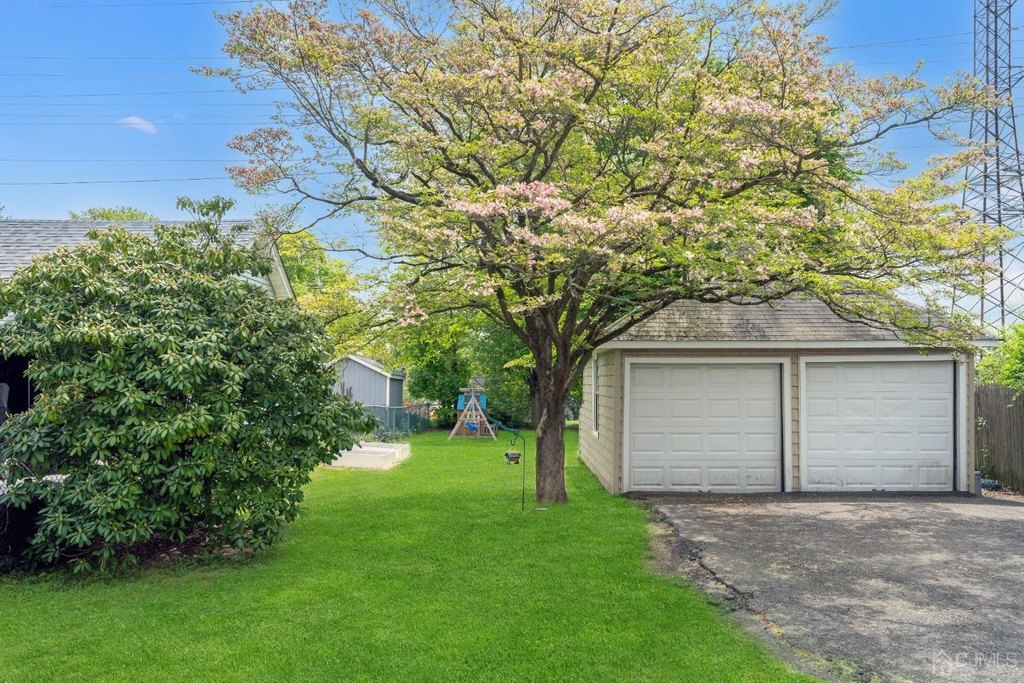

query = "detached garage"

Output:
[[580, 299, 977, 495]]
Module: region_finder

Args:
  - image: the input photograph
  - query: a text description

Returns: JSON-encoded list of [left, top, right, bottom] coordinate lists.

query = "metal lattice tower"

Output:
[[961, 0, 1024, 328]]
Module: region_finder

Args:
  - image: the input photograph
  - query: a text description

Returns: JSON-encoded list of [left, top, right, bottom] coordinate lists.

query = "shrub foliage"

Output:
[[0, 198, 372, 571]]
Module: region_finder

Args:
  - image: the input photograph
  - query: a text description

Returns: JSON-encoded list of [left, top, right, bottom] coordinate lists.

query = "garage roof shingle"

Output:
[[615, 299, 904, 342]]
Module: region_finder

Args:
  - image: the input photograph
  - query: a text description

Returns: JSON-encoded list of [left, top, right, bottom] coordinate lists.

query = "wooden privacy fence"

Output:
[[975, 383, 1024, 490]]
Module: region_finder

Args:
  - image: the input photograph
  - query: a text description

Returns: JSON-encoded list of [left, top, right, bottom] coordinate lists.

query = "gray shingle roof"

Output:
[[0, 220, 261, 278], [615, 298, 904, 342]]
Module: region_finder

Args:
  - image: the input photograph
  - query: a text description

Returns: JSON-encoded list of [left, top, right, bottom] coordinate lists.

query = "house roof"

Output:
[[0, 220, 294, 300], [612, 298, 910, 343]]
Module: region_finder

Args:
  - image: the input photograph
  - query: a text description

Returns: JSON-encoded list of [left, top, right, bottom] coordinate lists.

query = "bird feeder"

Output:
[[504, 450, 521, 465]]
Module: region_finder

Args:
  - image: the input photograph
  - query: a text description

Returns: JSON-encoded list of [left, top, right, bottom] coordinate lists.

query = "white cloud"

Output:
[[118, 115, 158, 134]]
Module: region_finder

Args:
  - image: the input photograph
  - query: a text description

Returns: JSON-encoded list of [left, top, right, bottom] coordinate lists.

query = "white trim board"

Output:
[[622, 356, 794, 493], [601, 340, 995, 350], [797, 354, 965, 492]]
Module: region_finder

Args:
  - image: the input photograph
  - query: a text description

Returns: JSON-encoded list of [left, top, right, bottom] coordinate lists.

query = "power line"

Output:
[[0, 0, 254, 7], [0, 158, 242, 162], [0, 171, 342, 186], [0, 176, 230, 186], [0, 55, 230, 60], [829, 31, 974, 49], [0, 122, 287, 126], [0, 101, 274, 107], [0, 87, 279, 98], [0, 72, 215, 77]]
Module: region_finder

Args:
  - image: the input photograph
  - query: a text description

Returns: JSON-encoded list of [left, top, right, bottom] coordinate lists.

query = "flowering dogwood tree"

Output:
[[212, 0, 1005, 502]]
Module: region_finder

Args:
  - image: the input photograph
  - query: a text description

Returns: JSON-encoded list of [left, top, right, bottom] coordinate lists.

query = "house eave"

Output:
[[599, 339, 950, 350]]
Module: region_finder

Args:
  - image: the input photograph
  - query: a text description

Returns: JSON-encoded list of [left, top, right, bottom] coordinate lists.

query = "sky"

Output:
[[0, 0, 980, 244]]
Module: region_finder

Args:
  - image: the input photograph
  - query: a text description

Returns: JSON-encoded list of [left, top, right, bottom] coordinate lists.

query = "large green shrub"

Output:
[[0, 198, 373, 571]]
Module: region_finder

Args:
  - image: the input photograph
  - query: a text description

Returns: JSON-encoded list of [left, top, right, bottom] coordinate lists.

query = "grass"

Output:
[[0, 431, 809, 682]]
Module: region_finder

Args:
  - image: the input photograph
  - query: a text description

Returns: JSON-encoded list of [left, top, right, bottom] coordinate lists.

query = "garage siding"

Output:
[[579, 350, 622, 493], [577, 348, 977, 494]]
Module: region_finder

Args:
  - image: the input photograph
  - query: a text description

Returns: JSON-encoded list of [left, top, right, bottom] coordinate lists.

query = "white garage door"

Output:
[[803, 361, 954, 491], [627, 363, 782, 492]]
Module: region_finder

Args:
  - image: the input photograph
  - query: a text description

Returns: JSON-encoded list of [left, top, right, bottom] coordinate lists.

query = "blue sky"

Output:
[[0, 0, 978, 243]]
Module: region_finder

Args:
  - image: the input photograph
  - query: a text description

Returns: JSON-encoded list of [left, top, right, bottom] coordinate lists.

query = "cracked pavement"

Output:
[[654, 494, 1024, 683]]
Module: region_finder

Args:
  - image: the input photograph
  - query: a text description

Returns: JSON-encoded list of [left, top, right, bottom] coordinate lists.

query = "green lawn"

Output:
[[0, 431, 809, 682]]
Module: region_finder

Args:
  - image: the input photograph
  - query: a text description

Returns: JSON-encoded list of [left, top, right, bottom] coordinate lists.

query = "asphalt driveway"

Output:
[[655, 494, 1024, 683]]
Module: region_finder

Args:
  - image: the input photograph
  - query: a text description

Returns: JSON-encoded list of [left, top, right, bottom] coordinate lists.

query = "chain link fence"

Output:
[[364, 405, 432, 438]]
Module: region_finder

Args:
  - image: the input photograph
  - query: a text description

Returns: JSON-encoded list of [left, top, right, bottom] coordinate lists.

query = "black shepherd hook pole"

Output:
[[508, 431, 527, 512], [486, 409, 528, 511]]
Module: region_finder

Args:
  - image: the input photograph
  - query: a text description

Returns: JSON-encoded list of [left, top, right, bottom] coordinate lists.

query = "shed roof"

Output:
[[0, 220, 262, 279], [614, 298, 907, 343], [345, 354, 406, 379]]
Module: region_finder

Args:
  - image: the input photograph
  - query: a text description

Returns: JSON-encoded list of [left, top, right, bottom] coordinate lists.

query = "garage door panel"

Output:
[[627, 363, 782, 493], [843, 398, 877, 418], [919, 398, 952, 419], [880, 398, 913, 418], [918, 432, 952, 453], [881, 466, 913, 487], [707, 468, 740, 487], [917, 364, 953, 384], [746, 432, 779, 454], [669, 467, 701, 485], [668, 433, 703, 452], [747, 399, 778, 418], [669, 398, 703, 415], [843, 466, 877, 487], [843, 431, 877, 453], [807, 431, 839, 452], [807, 397, 839, 418], [631, 432, 666, 454], [632, 366, 666, 387], [707, 433, 740, 453], [667, 366, 703, 384], [919, 466, 951, 486], [803, 361, 954, 492], [706, 366, 742, 385], [745, 366, 779, 384], [631, 467, 666, 488], [879, 432, 914, 455], [806, 466, 840, 488], [708, 398, 741, 418], [746, 468, 778, 487]]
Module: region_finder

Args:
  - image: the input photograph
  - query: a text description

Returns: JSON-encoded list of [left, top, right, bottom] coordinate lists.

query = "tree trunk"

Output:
[[534, 388, 568, 503], [527, 368, 542, 429]]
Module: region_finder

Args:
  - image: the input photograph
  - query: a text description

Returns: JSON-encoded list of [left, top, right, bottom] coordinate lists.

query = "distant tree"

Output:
[[0, 198, 372, 571], [276, 231, 367, 355], [468, 319, 535, 428], [978, 326, 1024, 392], [68, 206, 158, 222], [392, 316, 472, 427], [0, 203, 9, 220]]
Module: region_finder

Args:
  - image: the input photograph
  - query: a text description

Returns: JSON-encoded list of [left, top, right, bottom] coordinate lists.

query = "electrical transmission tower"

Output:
[[960, 0, 1024, 329]]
